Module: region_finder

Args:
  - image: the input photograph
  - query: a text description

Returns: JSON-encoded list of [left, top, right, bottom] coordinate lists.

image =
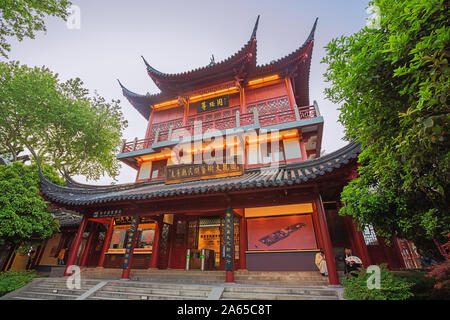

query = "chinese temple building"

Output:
[[37, 17, 413, 285]]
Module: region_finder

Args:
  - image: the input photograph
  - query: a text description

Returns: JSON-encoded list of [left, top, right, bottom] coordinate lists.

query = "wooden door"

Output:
[[170, 216, 199, 269]]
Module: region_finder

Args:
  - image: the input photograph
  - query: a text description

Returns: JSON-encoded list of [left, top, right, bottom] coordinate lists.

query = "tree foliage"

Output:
[[0, 61, 128, 180], [0, 0, 71, 57], [322, 0, 449, 256], [0, 162, 63, 246], [342, 264, 414, 300], [427, 233, 450, 290]]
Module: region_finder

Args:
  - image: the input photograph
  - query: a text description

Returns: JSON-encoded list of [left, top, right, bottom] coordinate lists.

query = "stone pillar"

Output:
[[149, 218, 162, 269], [315, 194, 340, 285], [98, 218, 115, 268], [64, 215, 88, 277]]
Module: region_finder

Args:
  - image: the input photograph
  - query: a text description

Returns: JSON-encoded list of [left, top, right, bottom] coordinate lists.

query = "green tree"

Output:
[[322, 0, 449, 257], [0, 163, 63, 247], [0, 61, 128, 180], [0, 0, 72, 58]]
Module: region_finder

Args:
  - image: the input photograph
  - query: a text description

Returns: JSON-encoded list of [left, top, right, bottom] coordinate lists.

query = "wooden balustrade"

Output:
[[121, 103, 317, 153]]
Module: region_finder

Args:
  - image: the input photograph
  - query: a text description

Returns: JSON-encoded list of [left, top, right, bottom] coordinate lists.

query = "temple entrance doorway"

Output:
[[198, 216, 221, 268]]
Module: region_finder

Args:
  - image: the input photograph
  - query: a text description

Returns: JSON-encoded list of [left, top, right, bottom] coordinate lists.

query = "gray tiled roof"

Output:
[[40, 142, 360, 207], [52, 209, 82, 227]]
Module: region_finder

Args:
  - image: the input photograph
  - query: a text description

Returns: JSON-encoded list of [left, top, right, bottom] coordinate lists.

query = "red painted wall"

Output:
[[152, 106, 184, 124], [244, 81, 289, 105]]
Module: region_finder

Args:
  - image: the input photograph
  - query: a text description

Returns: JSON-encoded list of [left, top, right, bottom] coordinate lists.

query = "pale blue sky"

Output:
[[5, 0, 370, 184]]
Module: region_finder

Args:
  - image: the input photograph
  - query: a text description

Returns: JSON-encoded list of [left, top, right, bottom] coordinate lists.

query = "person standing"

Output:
[[57, 248, 66, 266]]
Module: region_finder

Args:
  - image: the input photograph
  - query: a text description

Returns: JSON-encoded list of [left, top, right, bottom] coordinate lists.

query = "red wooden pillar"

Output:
[[299, 134, 308, 160], [314, 194, 339, 285], [121, 216, 139, 279], [285, 76, 296, 108], [350, 221, 371, 268], [241, 86, 247, 114], [167, 216, 178, 269], [34, 241, 47, 268], [149, 218, 162, 269], [79, 223, 96, 267], [312, 204, 324, 250], [144, 108, 155, 141], [239, 216, 247, 270], [64, 215, 88, 277], [98, 218, 115, 268], [183, 101, 190, 126]]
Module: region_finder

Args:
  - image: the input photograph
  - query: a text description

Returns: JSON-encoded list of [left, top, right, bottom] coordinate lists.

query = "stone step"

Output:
[[101, 285, 210, 298], [220, 291, 338, 300], [11, 296, 43, 300], [40, 278, 101, 285], [130, 276, 224, 284], [234, 280, 329, 287], [235, 271, 323, 276], [81, 269, 324, 277], [224, 286, 338, 297], [27, 286, 87, 296], [87, 296, 124, 300], [93, 290, 206, 300], [13, 291, 79, 300], [233, 275, 326, 281], [35, 282, 96, 290], [105, 281, 213, 292]]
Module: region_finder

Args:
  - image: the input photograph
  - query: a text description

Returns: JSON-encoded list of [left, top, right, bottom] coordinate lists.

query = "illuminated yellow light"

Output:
[[247, 133, 280, 144], [247, 130, 298, 144], [283, 133, 298, 138], [152, 99, 179, 109], [189, 87, 238, 102], [248, 74, 280, 86], [138, 151, 173, 162]]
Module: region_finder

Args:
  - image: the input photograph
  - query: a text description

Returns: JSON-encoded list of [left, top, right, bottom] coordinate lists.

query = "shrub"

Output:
[[342, 264, 414, 300], [0, 270, 39, 296], [394, 269, 450, 300], [426, 233, 450, 290]]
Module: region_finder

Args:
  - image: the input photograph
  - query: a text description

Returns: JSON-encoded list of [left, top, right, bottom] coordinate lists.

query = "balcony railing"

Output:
[[121, 98, 319, 154]]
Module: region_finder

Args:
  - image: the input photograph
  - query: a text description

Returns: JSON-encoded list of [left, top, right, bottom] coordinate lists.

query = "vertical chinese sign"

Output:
[[224, 208, 234, 272], [122, 216, 139, 270]]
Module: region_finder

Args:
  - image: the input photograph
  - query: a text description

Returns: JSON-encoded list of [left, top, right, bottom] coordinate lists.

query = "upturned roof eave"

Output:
[[39, 141, 360, 207]]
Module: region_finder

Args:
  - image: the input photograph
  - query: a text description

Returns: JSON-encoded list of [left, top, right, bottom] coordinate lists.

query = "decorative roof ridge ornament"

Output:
[[305, 17, 318, 44], [250, 15, 260, 41], [62, 168, 82, 188], [209, 54, 216, 66], [139, 16, 260, 83], [141, 55, 164, 77]]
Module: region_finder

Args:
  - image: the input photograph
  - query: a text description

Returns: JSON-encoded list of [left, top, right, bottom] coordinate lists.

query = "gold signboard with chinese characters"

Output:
[[166, 161, 243, 184], [194, 95, 229, 113]]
